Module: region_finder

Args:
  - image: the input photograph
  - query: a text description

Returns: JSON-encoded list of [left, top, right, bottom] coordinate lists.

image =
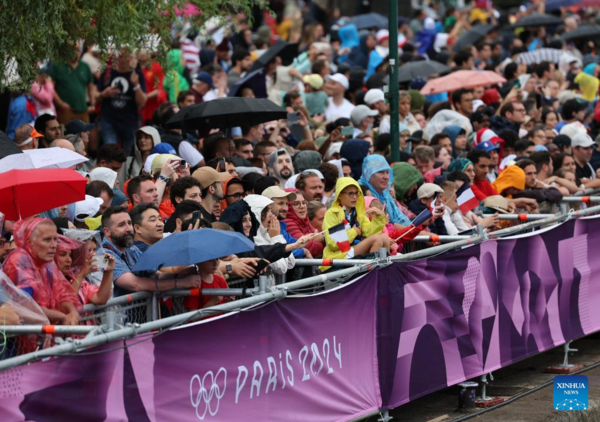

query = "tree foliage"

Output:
[[0, 0, 265, 89]]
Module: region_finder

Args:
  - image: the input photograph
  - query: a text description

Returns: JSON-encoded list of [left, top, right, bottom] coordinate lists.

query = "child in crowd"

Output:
[[185, 258, 230, 311]]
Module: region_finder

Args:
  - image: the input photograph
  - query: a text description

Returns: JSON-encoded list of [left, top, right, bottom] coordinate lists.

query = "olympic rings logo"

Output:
[[190, 367, 227, 420]]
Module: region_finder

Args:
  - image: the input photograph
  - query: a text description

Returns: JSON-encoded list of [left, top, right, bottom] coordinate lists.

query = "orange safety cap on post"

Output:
[[518, 214, 528, 221]]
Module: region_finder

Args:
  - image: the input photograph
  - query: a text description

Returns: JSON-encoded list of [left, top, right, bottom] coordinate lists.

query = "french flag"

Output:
[[328, 222, 351, 252], [456, 182, 479, 214]]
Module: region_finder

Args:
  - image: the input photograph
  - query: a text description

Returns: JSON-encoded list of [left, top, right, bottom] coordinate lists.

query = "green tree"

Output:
[[0, 0, 264, 89]]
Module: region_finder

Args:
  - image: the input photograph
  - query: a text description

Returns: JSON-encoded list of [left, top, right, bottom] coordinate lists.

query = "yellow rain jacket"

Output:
[[321, 177, 385, 270]]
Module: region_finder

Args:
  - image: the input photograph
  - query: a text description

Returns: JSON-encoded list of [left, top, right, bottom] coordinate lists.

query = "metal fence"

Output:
[[1, 204, 599, 371]]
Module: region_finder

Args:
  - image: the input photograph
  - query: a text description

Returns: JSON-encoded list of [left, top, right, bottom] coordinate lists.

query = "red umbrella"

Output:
[[0, 169, 87, 220], [419, 70, 507, 95]]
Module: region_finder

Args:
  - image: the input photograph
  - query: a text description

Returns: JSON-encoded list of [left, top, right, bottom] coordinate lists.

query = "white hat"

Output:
[[75, 195, 104, 222], [572, 133, 594, 148], [417, 183, 444, 200], [350, 105, 378, 126], [325, 73, 349, 90], [472, 99, 485, 112], [560, 122, 587, 140], [376, 29, 389, 44], [89, 167, 118, 188], [364, 89, 385, 105]]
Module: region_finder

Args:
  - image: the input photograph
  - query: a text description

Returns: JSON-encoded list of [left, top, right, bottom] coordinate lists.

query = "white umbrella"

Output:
[[0, 147, 88, 173]]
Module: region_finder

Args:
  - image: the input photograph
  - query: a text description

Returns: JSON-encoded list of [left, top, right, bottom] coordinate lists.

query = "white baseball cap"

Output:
[[364, 89, 385, 105], [75, 195, 104, 222], [571, 133, 595, 148], [325, 73, 349, 90], [560, 122, 587, 141], [350, 105, 379, 126]]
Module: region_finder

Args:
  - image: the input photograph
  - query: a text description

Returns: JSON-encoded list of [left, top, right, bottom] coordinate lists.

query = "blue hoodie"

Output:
[[338, 24, 360, 64], [442, 125, 465, 158]]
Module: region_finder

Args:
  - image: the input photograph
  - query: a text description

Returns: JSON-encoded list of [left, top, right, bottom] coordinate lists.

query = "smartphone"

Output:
[[190, 211, 202, 228], [254, 259, 270, 273], [287, 112, 300, 123], [92, 254, 109, 270], [179, 160, 187, 168], [514, 79, 521, 89], [341, 126, 354, 137]]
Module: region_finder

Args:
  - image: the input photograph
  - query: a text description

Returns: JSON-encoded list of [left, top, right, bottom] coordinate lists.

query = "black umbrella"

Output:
[[561, 24, 600, 41], [453, 24, 498, 52], [250, 42, 299, 72], [166, 98, 287, 130], [0, 130, 22, 160], [228, 68, 267, 98], [509, 13, 562, 28], [348, 13, 388, 30], [384, 60, 452, 84]]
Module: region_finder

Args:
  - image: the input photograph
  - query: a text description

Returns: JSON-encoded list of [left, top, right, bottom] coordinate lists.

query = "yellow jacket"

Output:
[[321, 177, 385, 270]]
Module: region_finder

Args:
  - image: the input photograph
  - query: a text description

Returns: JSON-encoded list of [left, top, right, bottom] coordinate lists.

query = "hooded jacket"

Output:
[[268, 148, 295, 186], [392, 162, 423, 203], [492, 165, 525, 196], [284, 199, 324, 258], [442, 125, 466, 158], [118, 126, 161, 187], [340, 139, 371, 179], [321, 178, 385, 264], [244, 195, 295, 279]]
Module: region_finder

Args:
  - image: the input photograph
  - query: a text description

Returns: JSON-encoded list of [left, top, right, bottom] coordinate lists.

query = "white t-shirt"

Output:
[[325, 98, 355, 121]]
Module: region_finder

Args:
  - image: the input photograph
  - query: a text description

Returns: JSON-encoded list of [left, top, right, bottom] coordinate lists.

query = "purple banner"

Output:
[[0, 271, 381, 421], [380, 216, 600, 409]]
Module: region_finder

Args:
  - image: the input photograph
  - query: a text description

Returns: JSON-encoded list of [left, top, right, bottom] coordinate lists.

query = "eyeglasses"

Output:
[[513, 108, 526, 113], [343, 191, 359, 198], [292, 200, 308, 207], [225, 192, 246, 199], [0, 240, 6, 248]]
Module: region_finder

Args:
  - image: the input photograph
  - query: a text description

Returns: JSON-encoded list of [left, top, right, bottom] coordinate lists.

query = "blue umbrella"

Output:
[[133, 229, 255, 272], [228, 68, 267, 98]]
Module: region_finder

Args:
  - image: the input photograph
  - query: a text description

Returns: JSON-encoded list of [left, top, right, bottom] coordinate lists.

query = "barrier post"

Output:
[[545, 341, 583, 374], [258, 275, 268, 295], [475, 373, 503, 407], [103, 307, 116, 332]]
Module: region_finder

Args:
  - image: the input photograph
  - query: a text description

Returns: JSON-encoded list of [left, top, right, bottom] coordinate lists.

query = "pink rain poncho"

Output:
[[55, 234, 99, 306], [2, 219, 78, 311]]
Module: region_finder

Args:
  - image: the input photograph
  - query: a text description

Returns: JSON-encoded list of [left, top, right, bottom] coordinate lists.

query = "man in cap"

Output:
[[13, 124, 44, 151], [190, 71, 215, 104], [571, 132, 597, 182], [350, 105, 378, 137], [364, 88, 388, 117], [267, 148, 295, 185], [192, 166, 230, 223], [303, 74, 328, 117], [323, 73, 355, 121], [475, 140, 500, 182], [409, 183, 447, 235], [262, 186, 308, 258]]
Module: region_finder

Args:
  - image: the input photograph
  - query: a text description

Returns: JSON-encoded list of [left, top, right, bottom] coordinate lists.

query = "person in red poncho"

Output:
[[283, 190, 324, 258], [2, 219, 79, 325]]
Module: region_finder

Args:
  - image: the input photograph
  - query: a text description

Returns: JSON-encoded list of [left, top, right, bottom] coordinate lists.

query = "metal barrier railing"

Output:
[[2, 206, 600, 370], [561, 196, 600, 203], [573, 187, 600, 197]]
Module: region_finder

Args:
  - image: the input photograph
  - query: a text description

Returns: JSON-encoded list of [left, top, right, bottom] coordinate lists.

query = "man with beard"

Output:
[[267, 149, 295, 185], [101, 207, 201, 296]]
